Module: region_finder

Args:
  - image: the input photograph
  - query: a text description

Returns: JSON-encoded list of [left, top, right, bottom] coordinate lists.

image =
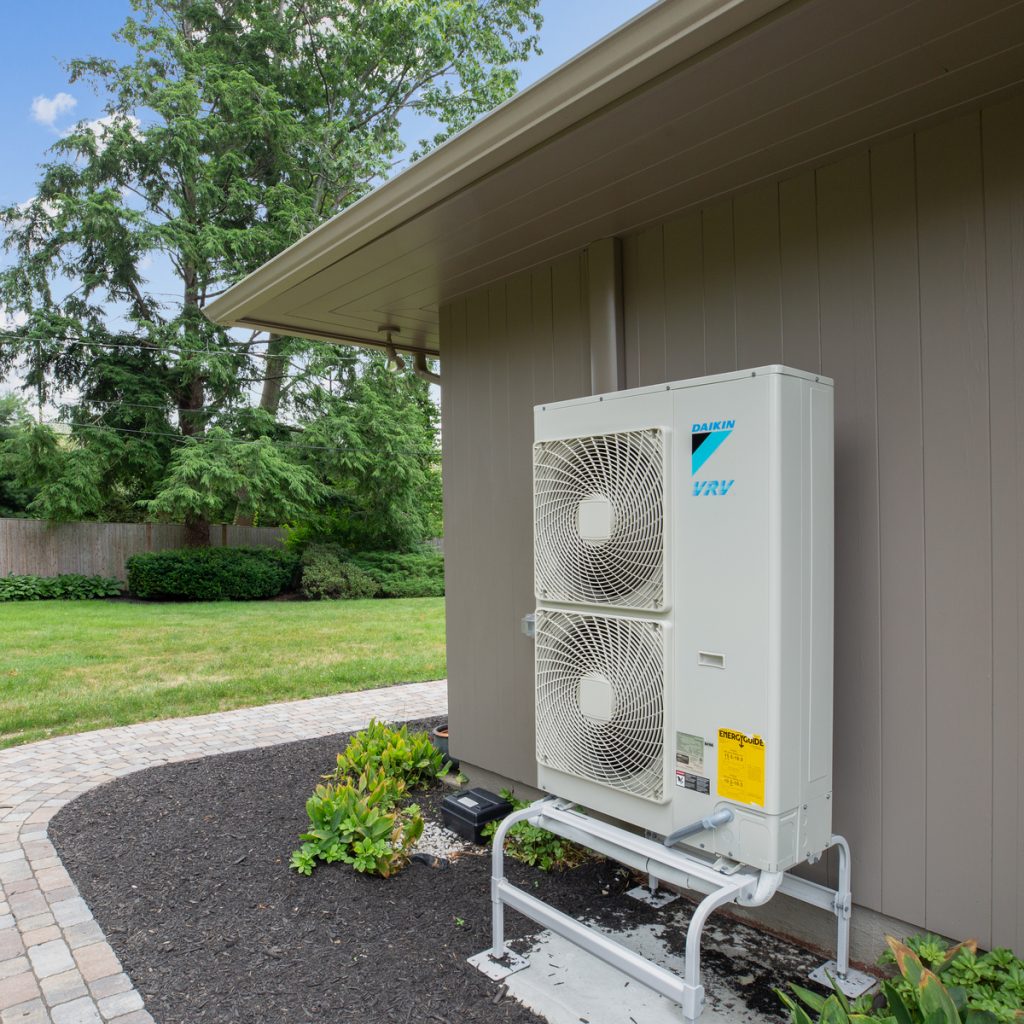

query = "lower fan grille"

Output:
[[535, 610, 666, 801]]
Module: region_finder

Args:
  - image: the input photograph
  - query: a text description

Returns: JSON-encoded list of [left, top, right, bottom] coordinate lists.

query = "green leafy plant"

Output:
[[126, 547, 299, 601], [880, 936, 1024, 1024], [482, 790, 596, 872], [778, 936, 1024, 1024], [349, 549, 445, 599], [300, 545, 380, 600], [0, 573, 122, 602], [290, 769, 423, 878], [330, 719, 449, 789]]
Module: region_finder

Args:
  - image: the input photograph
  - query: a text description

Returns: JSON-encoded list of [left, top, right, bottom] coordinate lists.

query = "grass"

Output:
[[0, 598, 446, 749]]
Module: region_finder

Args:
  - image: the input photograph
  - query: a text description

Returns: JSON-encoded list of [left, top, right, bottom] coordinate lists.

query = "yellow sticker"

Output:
[[717, 728, 765, 806]]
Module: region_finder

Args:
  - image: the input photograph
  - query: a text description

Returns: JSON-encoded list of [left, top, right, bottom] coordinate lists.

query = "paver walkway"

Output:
[[0, 680, 448, 1024]]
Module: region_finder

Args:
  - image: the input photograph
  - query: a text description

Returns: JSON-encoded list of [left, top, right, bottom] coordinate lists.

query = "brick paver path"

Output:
[[0, 680, 448, 1023]]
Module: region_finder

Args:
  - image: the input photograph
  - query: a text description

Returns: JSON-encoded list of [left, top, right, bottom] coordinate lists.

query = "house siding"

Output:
[[440, 94, 1024, 951]]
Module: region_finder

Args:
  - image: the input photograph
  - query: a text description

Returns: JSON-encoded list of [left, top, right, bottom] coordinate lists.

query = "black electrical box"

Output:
[[440, 788, 513, 844]]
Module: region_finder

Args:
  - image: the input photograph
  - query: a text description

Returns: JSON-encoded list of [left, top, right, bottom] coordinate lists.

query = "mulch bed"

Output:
[[50, 717, 820, 1024]]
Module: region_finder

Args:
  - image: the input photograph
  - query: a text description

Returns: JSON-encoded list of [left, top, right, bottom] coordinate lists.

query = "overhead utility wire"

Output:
[[43, 419, 438, 458], [0, 331, 298, 363]]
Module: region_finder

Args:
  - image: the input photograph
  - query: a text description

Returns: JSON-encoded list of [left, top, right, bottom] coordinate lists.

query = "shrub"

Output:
[[330, 719, 449, 789], [126, 546, 299, 601], [482, 790, 595, 871], [349, 548, 444, 598], [300, 546, 379, 600], [290, 769, 423, 878], [0, 573, 123, 602]]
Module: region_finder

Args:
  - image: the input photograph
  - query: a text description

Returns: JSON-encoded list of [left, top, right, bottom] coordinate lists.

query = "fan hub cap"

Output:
[[578, 670, 616, 722]]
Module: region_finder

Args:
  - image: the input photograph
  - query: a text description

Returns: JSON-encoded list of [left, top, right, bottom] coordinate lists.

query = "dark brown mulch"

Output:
[[50, 717, 819, 1024]]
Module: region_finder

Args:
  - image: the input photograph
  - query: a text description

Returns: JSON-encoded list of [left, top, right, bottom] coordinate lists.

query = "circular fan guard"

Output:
[[536, 611, 665, 801], [534, 429, 664, 610]]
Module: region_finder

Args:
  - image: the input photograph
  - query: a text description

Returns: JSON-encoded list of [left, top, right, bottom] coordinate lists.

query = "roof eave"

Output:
[[204, 0, 786, 329]]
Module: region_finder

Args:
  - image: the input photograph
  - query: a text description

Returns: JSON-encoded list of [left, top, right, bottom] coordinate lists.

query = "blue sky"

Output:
[[0, 0, 651, 408], [0, 0, 652, 209]]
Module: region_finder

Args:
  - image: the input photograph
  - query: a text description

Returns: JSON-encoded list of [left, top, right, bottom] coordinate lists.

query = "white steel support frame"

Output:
[[470, 798, 872, 1021]]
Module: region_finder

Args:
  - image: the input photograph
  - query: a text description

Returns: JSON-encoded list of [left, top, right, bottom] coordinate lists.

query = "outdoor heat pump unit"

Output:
[[532, 364, 834, 872], [472, 366, 875, 1021]]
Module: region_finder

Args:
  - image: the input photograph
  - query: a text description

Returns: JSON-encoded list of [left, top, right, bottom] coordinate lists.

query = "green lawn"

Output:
[[0, 598, 446, 749]]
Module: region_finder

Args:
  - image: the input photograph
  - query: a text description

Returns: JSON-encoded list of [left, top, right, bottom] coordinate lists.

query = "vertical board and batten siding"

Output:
[[616, 96, 1023, 950], [442, 254, 590, 786], [440, 94, 1023, 951], [0, 519, 284, 581]]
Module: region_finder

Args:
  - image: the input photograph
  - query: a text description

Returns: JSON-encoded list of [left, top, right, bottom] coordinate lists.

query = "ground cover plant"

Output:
[[779, 936, 1024, 1024], [299, 545, 380, 600], [126, 546, 300, 601], [49, 722, 824, 1024], [0, 598, 445, 748], [0, 573, 122, 601], [298, 543, 445, 599], [291, 720, 450, 877], [482, 789, 597, 871], [350, 548, 445, 598]]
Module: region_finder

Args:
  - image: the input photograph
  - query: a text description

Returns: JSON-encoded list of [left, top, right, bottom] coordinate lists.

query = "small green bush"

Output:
[[482, 790, 596, 871], [881, 935, 1024, 1024], [349, 548, 444, 598], [330, 719, 449, 789], [291, 720, 449, 880], [0, 573, 123, 602], [300, 546, 380, 600], [290, 769, 423, 878], [779, 935, 1024, 1024], [126, 546, 299, 601]]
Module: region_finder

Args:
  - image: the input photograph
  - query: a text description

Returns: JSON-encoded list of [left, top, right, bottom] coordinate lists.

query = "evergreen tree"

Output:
[[0, 0, 539, 542]]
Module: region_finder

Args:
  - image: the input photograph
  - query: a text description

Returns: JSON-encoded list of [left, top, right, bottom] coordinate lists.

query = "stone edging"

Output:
[[0, 680, 448, 1024]]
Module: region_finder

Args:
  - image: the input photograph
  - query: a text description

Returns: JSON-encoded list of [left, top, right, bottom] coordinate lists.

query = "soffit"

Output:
[[207, 0, 1024, 353]]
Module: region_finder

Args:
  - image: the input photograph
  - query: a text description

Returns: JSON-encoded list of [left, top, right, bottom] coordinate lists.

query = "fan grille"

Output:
[[536, 611, 666, 801], [534, 429, 665, 610]]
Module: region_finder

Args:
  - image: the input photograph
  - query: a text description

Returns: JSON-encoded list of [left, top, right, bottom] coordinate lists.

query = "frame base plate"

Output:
[[809, 961, 877, 998], [468, 949, 530, 981], [626, 884, 680, 908]]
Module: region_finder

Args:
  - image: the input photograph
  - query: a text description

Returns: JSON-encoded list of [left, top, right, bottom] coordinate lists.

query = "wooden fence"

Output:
[[0, 519, 285, 581]]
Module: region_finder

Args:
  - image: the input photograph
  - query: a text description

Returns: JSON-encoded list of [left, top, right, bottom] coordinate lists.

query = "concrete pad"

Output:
[[502, 923, 779, 1024]]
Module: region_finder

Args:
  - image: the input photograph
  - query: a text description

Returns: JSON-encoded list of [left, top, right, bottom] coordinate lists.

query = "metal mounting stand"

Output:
[[469, 797, 875, 1021]]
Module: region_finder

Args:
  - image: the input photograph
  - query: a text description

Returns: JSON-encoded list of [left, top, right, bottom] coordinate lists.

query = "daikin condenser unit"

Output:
[[532, 365, 834, 873]]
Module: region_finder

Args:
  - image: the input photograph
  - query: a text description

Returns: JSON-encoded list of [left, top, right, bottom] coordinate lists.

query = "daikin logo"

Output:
[[691, 419, 735, 474]]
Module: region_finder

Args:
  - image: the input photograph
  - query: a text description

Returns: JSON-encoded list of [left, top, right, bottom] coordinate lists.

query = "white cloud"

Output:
[[0, 305, 28, 330], [76, 113, 142, 152], [30, 91, 77, 128]]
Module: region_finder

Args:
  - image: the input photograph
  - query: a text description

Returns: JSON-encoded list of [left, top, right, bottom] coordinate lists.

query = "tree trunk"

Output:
[[259, 334, 287, 415], [184, 513, 211, 548], [177, 306, 210, 544]]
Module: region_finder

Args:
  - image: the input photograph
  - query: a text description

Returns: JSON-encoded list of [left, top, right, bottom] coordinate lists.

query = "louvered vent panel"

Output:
[[535, 610, 666, 801], [534, 429, 665, 610]]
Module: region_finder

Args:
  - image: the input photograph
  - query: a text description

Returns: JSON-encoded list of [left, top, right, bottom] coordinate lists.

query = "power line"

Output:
[[0, 329, 357, 366], [44, 418, 439, 458]]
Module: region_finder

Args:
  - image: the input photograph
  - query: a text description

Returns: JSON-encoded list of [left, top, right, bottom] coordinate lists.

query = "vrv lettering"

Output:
[[693, 480, 735, 497]]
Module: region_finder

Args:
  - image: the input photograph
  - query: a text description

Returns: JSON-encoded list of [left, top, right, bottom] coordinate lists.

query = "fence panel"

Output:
[[0, 519, 284, 580]]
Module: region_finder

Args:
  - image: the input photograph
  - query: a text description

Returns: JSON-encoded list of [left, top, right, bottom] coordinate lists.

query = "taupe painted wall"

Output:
[[441, 95, 1024, 952]]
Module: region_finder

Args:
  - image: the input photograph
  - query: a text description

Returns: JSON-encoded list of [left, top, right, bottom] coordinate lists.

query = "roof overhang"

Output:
[[205, 0, 1024, 355]]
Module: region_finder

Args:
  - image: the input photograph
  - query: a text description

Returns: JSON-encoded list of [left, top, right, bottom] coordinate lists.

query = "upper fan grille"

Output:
[[535, 610, 666, 801], [534, 429, 665, 610]]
